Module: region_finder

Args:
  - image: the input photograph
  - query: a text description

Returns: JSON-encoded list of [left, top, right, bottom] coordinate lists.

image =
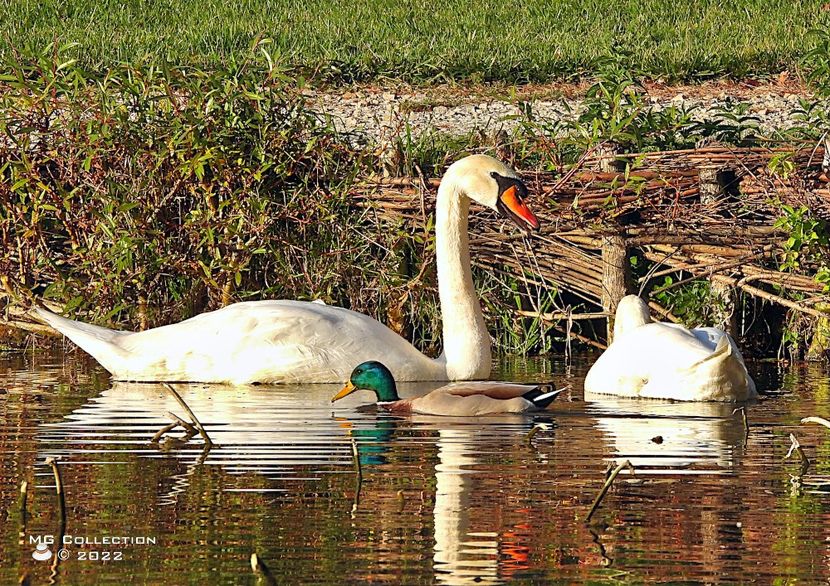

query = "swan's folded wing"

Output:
[[117, 300, 437, 383]]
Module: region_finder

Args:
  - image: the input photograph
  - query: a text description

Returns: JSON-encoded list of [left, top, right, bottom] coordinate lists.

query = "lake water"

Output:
[[1, 349, 830, 584]]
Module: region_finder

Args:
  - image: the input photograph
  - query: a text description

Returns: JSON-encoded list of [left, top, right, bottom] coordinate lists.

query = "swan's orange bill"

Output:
[[501, 185, 540, 230], [332, 380, 357, 402]]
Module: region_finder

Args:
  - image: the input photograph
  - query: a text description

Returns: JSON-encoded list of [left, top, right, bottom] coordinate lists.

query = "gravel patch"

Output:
[[310, 85, 824, 146]]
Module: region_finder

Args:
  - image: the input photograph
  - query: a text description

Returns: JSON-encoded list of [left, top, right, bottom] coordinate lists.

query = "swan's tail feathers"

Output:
[[523, 385, 567, 409], [685, 335, 757, 400], [713, 334, 732, 355], [33, 307, 130, 373]]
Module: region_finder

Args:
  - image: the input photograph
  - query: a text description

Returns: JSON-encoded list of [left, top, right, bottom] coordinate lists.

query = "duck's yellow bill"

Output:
[[332, 381, 357, 402]]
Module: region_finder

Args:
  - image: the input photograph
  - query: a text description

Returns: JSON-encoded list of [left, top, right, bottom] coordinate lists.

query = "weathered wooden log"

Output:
[[600, 234, 632, 342], [698, 164, 739, 333], [595, 143, 621, 174]]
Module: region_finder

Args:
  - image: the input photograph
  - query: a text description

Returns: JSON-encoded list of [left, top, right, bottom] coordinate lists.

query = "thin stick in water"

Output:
[[784, 433, 810, 477], [20, 480, 28, 528], [250, 552, 277, 586], [351, 437, 362, 483], [732, 406, 749, 441], [150, 422, 180, 444], [351, 437, 363, 515], [166, 411, 197, 437], [525, 422, 553, 447], [586, 459, 633, 522], [162, 383, 213, 448], [44, 458, 66, 531], [801, 416, 830, 430]]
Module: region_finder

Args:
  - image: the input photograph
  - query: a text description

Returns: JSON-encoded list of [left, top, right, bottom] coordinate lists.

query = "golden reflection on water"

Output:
[[2, 351, 830, 583]]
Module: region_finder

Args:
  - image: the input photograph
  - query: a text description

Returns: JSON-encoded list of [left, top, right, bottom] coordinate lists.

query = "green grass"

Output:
[[3, 0, 829, 83]]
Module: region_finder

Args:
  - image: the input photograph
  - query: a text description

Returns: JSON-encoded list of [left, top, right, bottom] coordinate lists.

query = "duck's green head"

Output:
[[332, 361, 400, 404]]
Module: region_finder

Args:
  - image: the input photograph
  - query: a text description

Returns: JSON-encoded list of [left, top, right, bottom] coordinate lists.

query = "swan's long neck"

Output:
[[613, 295, 652, 339], [435, 177, 491, 380]]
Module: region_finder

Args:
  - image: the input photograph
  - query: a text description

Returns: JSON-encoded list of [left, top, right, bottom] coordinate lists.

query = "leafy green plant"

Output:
[[519, 54, 766, 164], [802, 28, 830, 97], [0, 42, 579, 357], [652, 278, 725, 327], [768, 151, 796, 179], [774, 205, 829, 276], [0, 41, 376, 330]]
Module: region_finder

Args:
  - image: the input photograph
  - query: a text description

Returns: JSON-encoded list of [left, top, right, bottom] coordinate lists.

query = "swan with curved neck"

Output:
[[35, 155, 540, 384], [584, 295, 757, 401]]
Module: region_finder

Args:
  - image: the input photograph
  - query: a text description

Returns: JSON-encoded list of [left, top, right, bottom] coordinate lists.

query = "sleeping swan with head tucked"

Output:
[[34, 155, 540, 384], [584, 295, 757, 402]]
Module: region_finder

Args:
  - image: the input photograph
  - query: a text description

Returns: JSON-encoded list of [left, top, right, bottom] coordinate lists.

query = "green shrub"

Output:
[[0, 42, 400, 331]]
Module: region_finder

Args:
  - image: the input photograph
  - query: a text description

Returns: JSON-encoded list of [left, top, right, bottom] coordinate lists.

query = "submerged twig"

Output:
[[162, 383, 213, 448], [44, 458, 66, 531], [588, 526, 613, 567], [351, 437, 362, 483], [19, 480, 28, 528], [525, 422, 553, 447], [250, 552, 277, 586], [150, 421, 180, 444], [166, 411, 198, 437], [150, 412, 199, 445], [586, 460, 634, 522], [732, 406, 749, 442], [784, 433, 810, 477], [351, 437, 363, 516]]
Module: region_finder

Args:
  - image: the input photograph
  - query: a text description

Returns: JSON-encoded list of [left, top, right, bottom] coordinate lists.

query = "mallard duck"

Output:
[[332, 361, 564, 416], [34, 154, 540, 384], [584, 295, 757, 401]]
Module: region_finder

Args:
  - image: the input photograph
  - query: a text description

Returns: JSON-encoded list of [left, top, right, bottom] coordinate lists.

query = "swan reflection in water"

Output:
[[584, 393, 750, 473], [42, 380, 444, 469], [582, 394, 756, 578], [42, 382, 542, 583], [406, 415, 541, 586]]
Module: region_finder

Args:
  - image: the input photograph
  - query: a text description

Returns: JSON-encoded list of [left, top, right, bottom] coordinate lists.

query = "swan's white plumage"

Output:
[[37, 301, 443, 384], [584, 295, 757, 401], [35, 154, 529, 384]]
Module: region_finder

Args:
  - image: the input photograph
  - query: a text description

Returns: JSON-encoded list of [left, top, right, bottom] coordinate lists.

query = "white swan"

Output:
[[584, 295, 757, 401], [35, 155, 540, 384]]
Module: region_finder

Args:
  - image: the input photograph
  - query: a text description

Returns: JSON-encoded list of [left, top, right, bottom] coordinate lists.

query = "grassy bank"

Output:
[[3, 0, 830, 83]]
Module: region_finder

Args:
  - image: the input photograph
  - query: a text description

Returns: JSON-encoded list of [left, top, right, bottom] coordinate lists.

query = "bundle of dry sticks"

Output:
[[350, 144, 830, 347]]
